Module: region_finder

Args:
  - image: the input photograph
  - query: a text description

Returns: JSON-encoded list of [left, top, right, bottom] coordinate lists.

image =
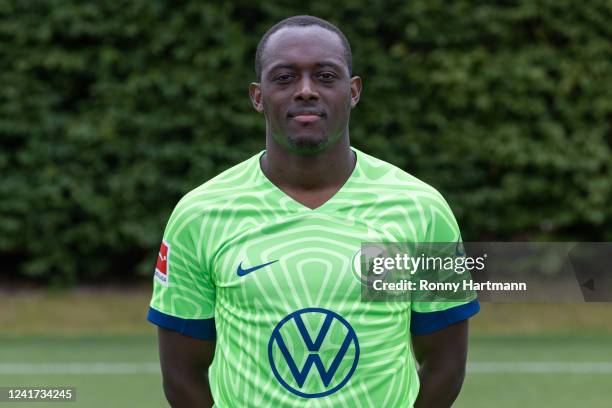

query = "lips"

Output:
[[287, 109, 325, 123], [292, 114, 321, 123]]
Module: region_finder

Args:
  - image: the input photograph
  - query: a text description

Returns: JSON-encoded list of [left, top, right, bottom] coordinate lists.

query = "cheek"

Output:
[[328, 96, 352, 120], [262, 95, 289, 121], [327, 88, 352, 111]]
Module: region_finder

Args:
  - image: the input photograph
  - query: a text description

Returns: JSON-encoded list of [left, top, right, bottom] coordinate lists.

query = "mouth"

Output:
[[292, 114, 322, 123], [288, 109, 325, 124]]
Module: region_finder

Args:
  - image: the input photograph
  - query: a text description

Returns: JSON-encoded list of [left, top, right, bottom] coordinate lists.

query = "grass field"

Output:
[[1, 290, 611, 407]]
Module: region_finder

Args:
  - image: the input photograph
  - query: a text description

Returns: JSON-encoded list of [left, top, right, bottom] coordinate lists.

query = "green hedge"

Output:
[[1, 1, 611, 283]]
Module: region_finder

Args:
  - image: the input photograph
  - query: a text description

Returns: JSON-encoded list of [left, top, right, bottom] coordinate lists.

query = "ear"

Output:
[[249, 82, 264, 113], [349, 76, 362, 109]]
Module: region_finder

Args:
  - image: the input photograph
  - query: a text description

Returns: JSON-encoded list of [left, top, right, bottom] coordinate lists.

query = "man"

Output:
[[148, 15, 479, 407]]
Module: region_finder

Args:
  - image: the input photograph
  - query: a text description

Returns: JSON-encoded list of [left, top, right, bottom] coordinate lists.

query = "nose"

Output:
[[294, 76, 319, 101]]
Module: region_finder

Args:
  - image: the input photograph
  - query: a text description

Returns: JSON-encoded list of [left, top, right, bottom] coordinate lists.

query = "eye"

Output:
[[317, 72, 337, 82], [274, 74, 294, 83]]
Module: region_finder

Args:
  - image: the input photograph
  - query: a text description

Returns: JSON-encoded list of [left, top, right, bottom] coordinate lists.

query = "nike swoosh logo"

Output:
[[237, 260, 278, 277]]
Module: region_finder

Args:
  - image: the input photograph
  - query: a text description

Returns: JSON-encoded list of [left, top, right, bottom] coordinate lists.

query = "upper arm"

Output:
[[158, 327, 216, 379], [411, 319, 469, 365], [147, 196, 217, 357], [147, 198, 218, 405], [157, 327, 216, 407], [147, 196, 216, 338], [410, 187, 479, 361]]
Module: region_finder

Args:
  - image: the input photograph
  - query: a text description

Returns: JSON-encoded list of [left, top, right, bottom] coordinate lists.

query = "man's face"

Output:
[[250, 26, 361, 154]]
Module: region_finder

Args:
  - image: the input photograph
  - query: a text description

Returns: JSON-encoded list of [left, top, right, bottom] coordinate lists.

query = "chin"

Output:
[[287, 133, 329, 153]]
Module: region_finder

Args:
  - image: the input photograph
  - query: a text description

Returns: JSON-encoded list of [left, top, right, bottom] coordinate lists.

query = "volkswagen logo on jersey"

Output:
[[268, 308, 359, 398]]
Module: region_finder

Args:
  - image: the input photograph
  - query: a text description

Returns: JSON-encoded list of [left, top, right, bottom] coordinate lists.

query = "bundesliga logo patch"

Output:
[[154, 240, 170, 286]]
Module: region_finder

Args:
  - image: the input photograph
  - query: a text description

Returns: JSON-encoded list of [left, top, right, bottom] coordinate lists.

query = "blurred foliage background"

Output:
[[1, 0, 611, 284]]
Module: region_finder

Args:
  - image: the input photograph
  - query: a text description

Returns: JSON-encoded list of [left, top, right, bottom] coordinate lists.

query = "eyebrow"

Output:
[[268, 63, 296, 73], [267, 61, 345, 74], [315, 61, 344, 71]]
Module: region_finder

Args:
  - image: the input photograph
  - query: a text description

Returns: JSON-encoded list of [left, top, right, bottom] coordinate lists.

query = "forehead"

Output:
[[261, 26, 347, 74]]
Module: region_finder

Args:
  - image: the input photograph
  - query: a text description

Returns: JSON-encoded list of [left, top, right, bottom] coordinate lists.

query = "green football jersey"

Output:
[[148, 147, 479, 407]]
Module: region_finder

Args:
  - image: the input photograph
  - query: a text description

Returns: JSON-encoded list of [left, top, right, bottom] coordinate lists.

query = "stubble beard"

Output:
[[286, 132, 328, 154]]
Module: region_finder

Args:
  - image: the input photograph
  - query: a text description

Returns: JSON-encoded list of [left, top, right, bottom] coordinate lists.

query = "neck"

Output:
[[261, 132, 355, 191]]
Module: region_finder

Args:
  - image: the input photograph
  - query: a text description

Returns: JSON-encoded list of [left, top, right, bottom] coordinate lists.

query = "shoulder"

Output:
[[165, 152, 263, 234], [353, 148, 460, 240], [354, 147, 452, 209]]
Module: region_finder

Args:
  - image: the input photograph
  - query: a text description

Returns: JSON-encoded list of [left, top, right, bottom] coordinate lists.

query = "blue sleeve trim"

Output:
[[147, 307, 216, 340], [410, 299, 480, 335]]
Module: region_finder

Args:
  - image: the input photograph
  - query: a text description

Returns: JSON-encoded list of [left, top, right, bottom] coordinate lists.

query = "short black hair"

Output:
[[255, 15, 352, 82]]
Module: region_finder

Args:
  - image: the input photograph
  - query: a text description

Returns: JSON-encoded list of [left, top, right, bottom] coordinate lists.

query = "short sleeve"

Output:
[[410, 191, 479, 335], [147, 196, 216, 340]]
